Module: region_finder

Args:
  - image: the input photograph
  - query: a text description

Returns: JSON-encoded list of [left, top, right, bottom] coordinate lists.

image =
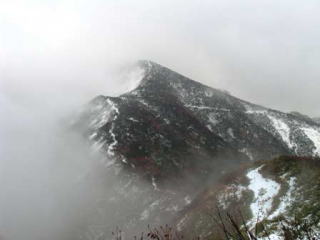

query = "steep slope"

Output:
[[79, 61, 253, 187], [80, 60, 320, 178], [74, 60, 320, 238], [175, 156, 320, 239]]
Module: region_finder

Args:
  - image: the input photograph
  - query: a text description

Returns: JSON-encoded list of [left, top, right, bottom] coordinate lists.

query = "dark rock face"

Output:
[[81, 60, 320, 182]]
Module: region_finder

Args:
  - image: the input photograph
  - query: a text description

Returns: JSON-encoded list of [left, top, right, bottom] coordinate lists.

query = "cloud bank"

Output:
[[1, 0, 320, 115]]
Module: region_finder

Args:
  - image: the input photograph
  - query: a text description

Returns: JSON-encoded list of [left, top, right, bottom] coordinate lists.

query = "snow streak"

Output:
[[268, 115, 296, 150], [106, 99, 119, 157], [302, 127, 320, 156]]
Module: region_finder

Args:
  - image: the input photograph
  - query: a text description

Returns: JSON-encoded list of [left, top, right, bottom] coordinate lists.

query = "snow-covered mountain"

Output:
[[75, 60, 320, 238], [81, 60, 320, 172]]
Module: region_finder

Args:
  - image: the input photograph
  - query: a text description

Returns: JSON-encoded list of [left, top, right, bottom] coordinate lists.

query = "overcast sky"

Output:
[[1, 0, 320, 116]]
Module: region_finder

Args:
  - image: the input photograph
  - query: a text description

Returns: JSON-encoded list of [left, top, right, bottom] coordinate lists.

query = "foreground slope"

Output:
[[175, 155, 320, 239]]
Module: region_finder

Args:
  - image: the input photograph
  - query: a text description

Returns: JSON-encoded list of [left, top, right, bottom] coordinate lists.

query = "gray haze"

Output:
[[0, 0, 320, 239], [1, 0, 320, 115]]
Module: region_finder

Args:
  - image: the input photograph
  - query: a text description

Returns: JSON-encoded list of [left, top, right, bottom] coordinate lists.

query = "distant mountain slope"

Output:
[[74, 61, 320, 238], [80, 60, 320, 182], [313, 117, 320, 124], [175, 155, 320, 239]]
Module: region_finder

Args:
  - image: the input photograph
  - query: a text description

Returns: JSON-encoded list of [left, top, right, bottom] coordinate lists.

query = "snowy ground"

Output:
[[268, 176, 296, 219], [268, 115, 296, 151], [302, 127, 320, 156], [246, 166, 281, 227]]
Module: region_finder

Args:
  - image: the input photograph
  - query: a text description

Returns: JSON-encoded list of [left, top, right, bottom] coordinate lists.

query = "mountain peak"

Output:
[[133, 60, 215, 95], [136, 60, 170, 80], [129, 60, 178, 92], [137, 59, 164, 70], [136, 60, 164, 78]]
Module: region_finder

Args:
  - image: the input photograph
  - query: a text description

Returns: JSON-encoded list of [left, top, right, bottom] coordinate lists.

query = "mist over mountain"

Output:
[[82, 60, 320, 170], [1, 1, 320, 239], [72, 61, 320, 239], [1, 59, 320, 239]]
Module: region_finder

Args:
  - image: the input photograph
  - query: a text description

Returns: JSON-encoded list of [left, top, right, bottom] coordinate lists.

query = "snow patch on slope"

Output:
[[269, 176, 296, 219], [243, 103, 268, 115], [246, 110, 268, 115], [186, 105, 230, 112], [301, 127, 320, 156], [247, 166, 280, 226], [208, 112, 219, 125], [87, 99, 121, 157], [258, 233, 282, 240], [268, 115, 296, 151]]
